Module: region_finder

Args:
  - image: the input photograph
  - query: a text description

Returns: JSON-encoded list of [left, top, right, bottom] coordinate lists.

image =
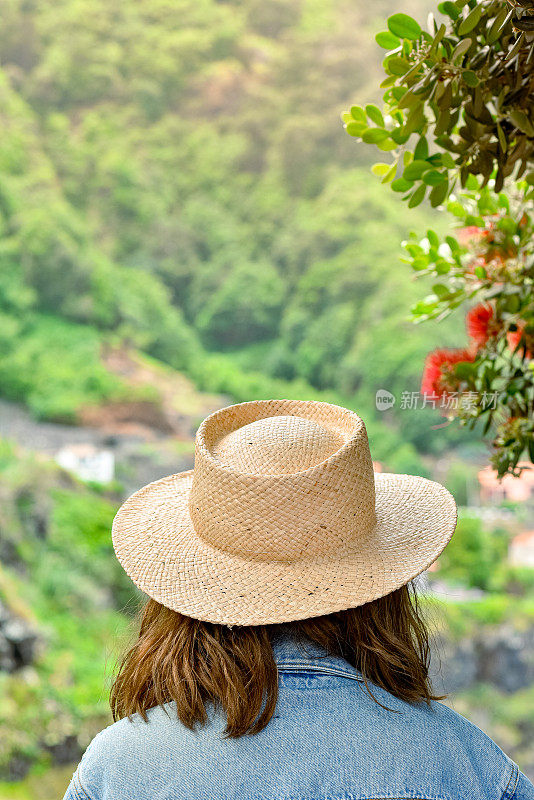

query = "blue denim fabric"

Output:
[[63, 633, 534, 800]]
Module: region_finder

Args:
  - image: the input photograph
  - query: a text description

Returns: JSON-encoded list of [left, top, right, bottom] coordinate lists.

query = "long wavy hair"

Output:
[[110, 584, 443, 737]]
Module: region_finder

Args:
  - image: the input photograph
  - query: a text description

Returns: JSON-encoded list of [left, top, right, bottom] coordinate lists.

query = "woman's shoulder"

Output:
[[63, 704, 193, 799], [406, 697, 524, 796], [323, 680, 523, 797]]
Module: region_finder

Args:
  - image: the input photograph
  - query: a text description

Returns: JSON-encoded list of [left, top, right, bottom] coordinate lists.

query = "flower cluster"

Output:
[[419, 197, 533, 435], [421, 299, 532, 408]]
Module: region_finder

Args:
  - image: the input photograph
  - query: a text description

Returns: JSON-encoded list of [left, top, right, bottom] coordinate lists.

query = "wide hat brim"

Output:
[[112, 469, 457, 625]]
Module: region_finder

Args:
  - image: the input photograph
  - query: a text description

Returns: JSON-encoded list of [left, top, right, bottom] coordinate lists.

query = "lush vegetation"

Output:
[[434, 512, 534, 593], [0, 439, 135, 782], [0, 0, 479, 465], [411, 184, 534, 476], [343, 0, 534, 474]]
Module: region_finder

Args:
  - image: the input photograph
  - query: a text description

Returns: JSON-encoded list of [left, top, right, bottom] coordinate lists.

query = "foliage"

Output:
[[436, 513, 509, 589], [0, 312, 129, 421], [405, 182, 534, 475], [343, 0, 534, 473], [0, 0, 473, 462], [0, 442, 136, 779], [443, 458, 478, 504], [344, 0, 534, 206], [428, 592, 534, 637]]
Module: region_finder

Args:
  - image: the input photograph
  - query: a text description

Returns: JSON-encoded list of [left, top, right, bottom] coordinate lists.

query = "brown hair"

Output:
[[110, 584, 443, 737]]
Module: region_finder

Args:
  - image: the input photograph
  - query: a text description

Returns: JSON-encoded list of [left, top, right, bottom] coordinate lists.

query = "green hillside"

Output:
[[0, 0, 472, 462]]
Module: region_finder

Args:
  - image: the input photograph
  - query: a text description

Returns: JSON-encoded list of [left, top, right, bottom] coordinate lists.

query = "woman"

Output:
[[64, 399, 534, 800]]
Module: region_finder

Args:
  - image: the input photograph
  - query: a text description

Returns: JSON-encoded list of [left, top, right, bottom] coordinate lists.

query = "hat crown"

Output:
[[188, 400, 376, 562], [211, 415, 344, 475]]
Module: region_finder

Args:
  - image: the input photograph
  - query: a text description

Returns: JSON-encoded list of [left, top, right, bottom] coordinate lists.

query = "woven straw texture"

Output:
[[112, 399, 457, 625]]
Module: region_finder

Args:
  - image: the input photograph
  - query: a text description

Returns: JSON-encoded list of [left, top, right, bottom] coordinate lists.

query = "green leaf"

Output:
[[350, 105, 367, 123], [465, 213, 484, 226], [408, 183, 427, 207], [505, 32, 525, 62], [497, 122, 507, 153], [405, 104, 426, 137], [414, 137, 429, 160], [463, 70, 479, 87], [435, 108, 452, 136], [412, 256, 430, 271], [403, 159, 431, 180], [397, 89, 418, 109], [392, 177, 414, 192], [427, 229, 440, 248], [371, 163, 392, 176], [386, 56, 411, 75], [435, 259, 451, 274], [447, 200, 465, 216], [438, 1, 460, 19], [466, 174, 479, 190], [423, 170, 446, 186], [430, 179, 449, 207], [509, 110, 534, 136], [487, 6, 512, 44], [451, 38, 472, 62], [445, 235, 459, 252], [497, 217, 516, 234], [497, 193, 509, 211], [382, 164, 398, 183], [345, 121, 366, 137], [362, 127, 391, 143], [440, 152, 456, 169], [390, 127, 411, 144], [458, 4, 483, 35], [391, 86, 408, 102], [375, 137, 397, 151], [375, 30, 401, 49], [387, 13, 422, 40], [436, 80, 453, 109], [432, 283, 449, 297], [366, 104, 385, 127], [405, 242, 424, 256], [474, 265, 487, 279]]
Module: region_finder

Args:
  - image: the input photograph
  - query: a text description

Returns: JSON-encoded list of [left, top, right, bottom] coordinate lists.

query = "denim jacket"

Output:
[[63, 633, 534, 800]]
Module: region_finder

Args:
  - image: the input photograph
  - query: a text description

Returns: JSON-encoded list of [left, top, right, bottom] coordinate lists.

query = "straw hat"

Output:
[[112, 399, 457, 625]]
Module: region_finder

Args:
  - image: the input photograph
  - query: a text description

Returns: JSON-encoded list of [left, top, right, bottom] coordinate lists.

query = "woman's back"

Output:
[[65, 636, 531, 800]]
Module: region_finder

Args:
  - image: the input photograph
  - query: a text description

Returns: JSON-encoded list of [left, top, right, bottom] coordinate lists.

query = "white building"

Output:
[[55, 443, 115, 484]]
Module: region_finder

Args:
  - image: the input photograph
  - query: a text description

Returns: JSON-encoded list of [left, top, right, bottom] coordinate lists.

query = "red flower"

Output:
[[421, 348, 475, 398], [466, 304, 500, 348], [507, 324, 533, 359]]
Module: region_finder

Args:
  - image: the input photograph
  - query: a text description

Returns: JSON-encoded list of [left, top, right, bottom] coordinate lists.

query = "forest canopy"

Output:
[[0, 0, 470, 464]]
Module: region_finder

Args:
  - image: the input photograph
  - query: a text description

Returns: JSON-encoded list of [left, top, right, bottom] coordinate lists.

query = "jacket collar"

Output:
[[271, 631, 363, 683]]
